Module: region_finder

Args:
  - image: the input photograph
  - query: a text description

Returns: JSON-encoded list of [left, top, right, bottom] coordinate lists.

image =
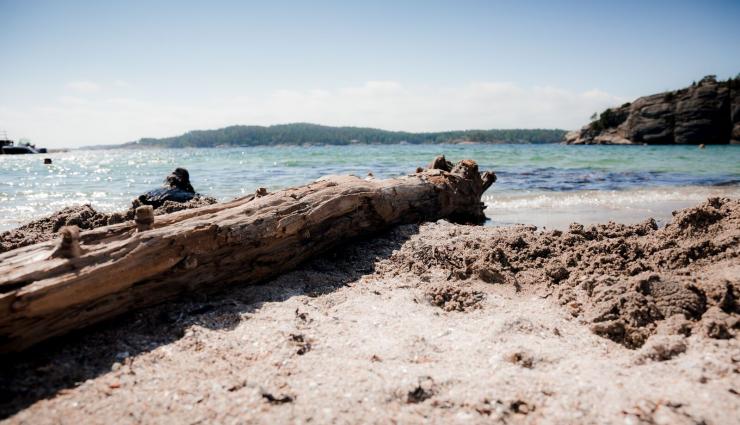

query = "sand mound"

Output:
[[379, 197, 739, 348], [0, 196, 217, 253]]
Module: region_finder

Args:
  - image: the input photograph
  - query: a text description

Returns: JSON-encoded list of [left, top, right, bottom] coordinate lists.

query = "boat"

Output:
[[0, 132, 46, 154]]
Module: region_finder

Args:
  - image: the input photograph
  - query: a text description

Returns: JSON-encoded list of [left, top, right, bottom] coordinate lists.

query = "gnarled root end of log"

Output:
[[434, 157, 496, 225], [481, 171, 496, 191]]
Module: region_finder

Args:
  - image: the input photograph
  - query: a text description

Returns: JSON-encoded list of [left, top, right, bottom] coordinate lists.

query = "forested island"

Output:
[[114, 123, 565, 148]]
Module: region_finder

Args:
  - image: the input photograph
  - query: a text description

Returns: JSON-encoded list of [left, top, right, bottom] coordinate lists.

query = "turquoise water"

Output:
[[1, 144, 739, 230]]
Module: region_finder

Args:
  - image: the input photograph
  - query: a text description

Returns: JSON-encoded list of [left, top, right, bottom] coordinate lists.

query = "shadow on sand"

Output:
[[0, 224, 419, 419]]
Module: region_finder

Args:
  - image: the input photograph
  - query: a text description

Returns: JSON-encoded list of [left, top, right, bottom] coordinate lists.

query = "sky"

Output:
[[1, 0, 739, 148]]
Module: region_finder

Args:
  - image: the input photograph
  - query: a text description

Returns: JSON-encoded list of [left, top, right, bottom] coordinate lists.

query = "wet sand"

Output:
[[0, 198, 738, 424]]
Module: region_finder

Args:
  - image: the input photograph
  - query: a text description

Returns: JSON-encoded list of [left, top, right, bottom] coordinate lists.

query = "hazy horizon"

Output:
[[1, 0, 739, 148]]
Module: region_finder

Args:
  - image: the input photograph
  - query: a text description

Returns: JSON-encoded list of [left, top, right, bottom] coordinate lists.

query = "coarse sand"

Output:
[[1, 198, 738, 424]]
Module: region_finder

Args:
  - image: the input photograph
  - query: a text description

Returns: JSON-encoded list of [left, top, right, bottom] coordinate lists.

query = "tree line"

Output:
[[122, 123, 566, 148]]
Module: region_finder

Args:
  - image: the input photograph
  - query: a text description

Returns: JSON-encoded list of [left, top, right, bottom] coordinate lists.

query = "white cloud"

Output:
[[2, 81, 625, 148], [57, 96, 91, 106], [340, 81, 404, 96], [65, 81, 101, 93]]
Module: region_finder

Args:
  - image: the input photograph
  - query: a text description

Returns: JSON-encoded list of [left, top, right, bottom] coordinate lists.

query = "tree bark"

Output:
[[0, 158, 495, 352]]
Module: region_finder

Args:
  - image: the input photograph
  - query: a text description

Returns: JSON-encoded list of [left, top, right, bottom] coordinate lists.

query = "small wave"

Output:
[[482, 185, 740, 229], [484, 186, 740, 210], [712, 179, 740, 186]]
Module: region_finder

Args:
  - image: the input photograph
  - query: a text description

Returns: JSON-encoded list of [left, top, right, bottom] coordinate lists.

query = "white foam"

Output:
[[484, 186, 740, 229], [485, 186, 740, 210]]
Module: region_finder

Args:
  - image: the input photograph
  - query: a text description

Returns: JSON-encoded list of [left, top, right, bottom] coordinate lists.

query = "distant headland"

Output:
[[94, 124, 566, 149], [565, 74, 740, 145]]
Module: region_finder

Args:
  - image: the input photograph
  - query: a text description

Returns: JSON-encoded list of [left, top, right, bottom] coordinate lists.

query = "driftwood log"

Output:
[[0, 157, 495, 352]]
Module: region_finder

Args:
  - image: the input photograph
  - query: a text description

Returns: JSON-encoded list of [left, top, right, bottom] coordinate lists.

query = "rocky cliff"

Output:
[[565, 75, 740, 144]]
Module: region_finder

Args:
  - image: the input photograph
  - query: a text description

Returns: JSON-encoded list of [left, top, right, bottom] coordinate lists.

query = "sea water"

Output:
[[1, 144, 739, 231]]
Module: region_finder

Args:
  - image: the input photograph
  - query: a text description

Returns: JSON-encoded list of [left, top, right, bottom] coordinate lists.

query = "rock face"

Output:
[[565, 75, 740, 144]]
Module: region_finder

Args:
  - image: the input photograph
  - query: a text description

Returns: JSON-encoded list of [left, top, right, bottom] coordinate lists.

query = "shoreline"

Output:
[[1, 197, 738, 423], [3, 184, 740, 235]]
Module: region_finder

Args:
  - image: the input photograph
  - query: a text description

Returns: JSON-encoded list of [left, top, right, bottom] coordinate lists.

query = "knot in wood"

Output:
[[52, 225, 81, 259], [135, 205, 155, 231], [10, 298, 29, 312], [183, 256, 198, 270]]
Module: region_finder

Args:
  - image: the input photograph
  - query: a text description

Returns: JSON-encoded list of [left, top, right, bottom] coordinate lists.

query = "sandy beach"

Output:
[[1, 197, 737, 424], [3, 2, 738, 423]]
